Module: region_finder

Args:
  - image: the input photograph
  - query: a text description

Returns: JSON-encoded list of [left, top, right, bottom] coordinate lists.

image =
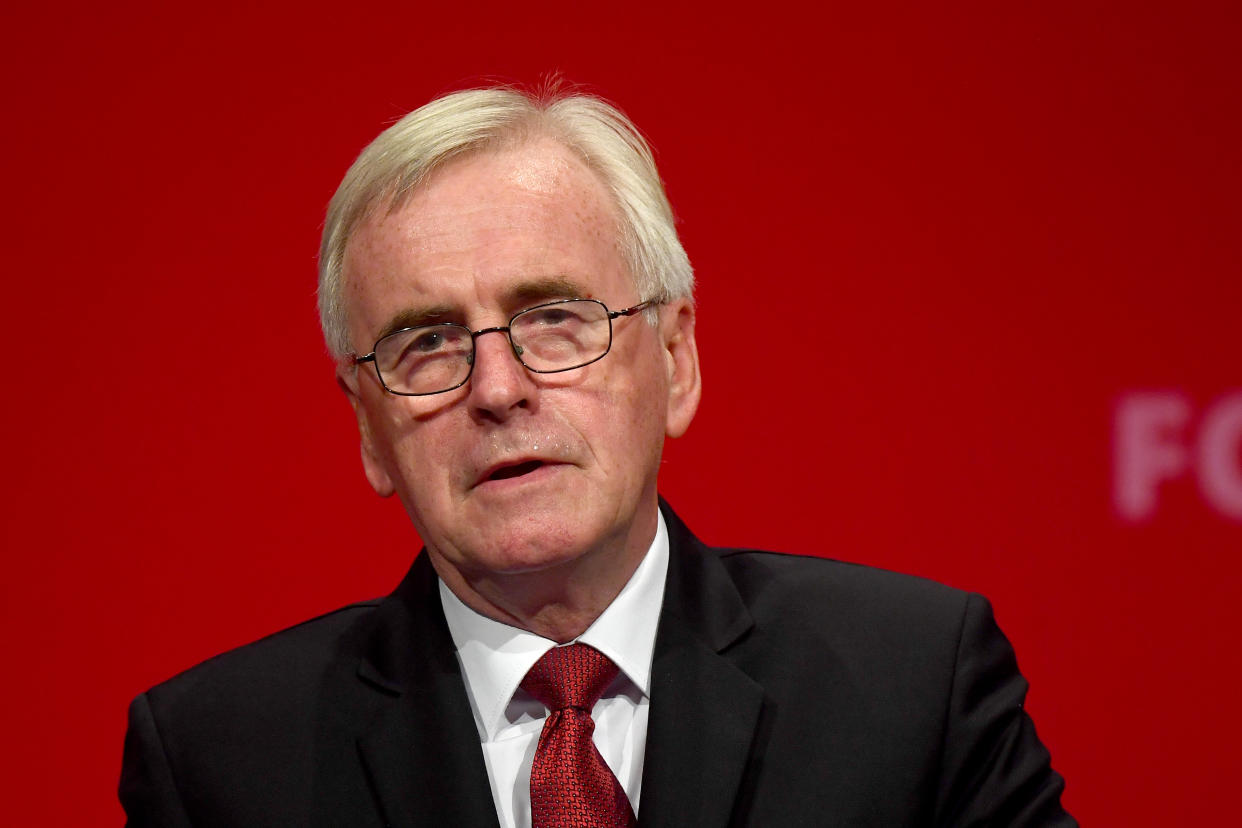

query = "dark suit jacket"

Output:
[[120, 504, 1075, 826]]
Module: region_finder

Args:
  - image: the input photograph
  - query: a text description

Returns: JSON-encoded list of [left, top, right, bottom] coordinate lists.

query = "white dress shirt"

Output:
[[439, 512, 669, 828]]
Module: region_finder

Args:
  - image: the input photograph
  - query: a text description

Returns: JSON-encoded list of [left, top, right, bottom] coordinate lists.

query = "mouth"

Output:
[[487, 460, 546, 481], [477, 458, 558, 486]]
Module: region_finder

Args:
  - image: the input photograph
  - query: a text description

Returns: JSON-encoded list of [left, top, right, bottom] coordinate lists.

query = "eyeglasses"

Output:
[[353, 298, 658, 396]]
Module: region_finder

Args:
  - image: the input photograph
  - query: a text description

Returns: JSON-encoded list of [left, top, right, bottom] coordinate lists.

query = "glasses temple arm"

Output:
[[607, 299, 659, 319]]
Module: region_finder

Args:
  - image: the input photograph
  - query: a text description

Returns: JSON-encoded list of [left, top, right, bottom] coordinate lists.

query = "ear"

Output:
[[336, 362, 396, 498], [659, 299, 702, 439]]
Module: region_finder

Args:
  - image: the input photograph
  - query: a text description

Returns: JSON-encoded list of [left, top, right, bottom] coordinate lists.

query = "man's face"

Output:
[[337, 137, 699, 596]]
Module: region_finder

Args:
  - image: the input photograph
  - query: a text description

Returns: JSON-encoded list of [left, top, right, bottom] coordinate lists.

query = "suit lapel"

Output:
[[338, 505, 762, 828], [639, 505, 766, 828], [352, 555, 501, 828]]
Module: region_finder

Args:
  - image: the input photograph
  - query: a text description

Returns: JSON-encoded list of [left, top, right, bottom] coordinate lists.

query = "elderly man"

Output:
[[120, 85, 1074, 827]]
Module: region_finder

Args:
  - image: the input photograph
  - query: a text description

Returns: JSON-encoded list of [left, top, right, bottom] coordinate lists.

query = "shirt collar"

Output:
[[439, 510, 670, 741]]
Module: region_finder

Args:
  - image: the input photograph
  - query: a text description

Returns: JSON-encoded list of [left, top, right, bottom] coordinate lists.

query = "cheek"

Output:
[[581, 360, 668, 471], [366, 401, 449, 487], [618, 341, 670, 418]]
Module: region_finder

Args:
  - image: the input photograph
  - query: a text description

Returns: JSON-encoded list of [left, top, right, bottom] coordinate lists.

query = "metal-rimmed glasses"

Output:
[[353, 298, 658, 396]]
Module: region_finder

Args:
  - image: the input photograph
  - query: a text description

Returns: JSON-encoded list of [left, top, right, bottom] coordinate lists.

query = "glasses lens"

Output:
[[510, 300, 611, 371], [374, 324, 472, 394]]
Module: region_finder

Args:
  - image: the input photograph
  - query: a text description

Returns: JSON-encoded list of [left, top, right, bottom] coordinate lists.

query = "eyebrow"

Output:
[[373, 277, 590, 342], [375, 304, 459, 341], [500, 276, 588, 308]]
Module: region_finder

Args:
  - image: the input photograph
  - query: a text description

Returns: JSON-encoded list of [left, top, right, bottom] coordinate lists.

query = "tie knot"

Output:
[[521, 643, 620, 712]]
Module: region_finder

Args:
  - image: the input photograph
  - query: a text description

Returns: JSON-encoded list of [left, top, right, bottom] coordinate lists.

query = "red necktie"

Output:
[[521, 643, 638, 828]]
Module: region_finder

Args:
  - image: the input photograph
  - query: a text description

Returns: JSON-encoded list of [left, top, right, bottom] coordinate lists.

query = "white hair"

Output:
[[317, 84, 695, 357]]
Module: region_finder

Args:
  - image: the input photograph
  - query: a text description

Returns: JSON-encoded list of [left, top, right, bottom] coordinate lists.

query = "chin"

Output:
[[417, 493, 632, 579], [481, 524, 593, 575]]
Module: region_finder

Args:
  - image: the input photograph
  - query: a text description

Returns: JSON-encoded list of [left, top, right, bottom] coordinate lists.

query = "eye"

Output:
[[529, 308, 570, 325], [409, 329, 447, 353], [401, 325, 470, 355], [524, 304, 587, 327]]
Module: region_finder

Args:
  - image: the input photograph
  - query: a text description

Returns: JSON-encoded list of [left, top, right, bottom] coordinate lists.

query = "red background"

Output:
[[3, 1, 1239, 823]]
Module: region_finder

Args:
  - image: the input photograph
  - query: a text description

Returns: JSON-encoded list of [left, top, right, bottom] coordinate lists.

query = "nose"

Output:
[[466, 328, 534, 422]]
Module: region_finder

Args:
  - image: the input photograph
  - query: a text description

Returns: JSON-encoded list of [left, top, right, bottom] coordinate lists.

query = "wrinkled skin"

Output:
[[337, 137, 701, 639]]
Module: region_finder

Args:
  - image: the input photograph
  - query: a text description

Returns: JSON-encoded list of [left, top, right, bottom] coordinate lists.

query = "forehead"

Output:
[[341, 138, 629, 342]]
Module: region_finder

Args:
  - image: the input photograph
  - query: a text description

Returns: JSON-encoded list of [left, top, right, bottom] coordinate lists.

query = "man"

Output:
[[120, 84, 1075, 827]]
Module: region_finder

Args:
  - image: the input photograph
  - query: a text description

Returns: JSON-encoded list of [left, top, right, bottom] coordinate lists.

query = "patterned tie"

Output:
[[521, 643, 638, 828]]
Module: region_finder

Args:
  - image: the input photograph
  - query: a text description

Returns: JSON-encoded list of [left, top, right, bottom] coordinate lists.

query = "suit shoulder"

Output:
[[141, 598, 383, 710], [714, 546, 967, 597], [712, 547, 972, 632]]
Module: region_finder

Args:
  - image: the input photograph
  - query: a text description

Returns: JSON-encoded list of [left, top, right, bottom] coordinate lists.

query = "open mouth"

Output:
[[486, 460, 546, 481]]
